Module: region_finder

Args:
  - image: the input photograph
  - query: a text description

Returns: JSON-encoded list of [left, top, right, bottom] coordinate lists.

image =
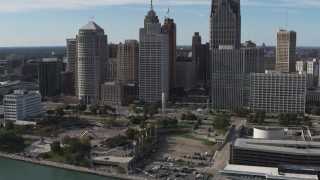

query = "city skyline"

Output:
[[0, 0, 320, 47]]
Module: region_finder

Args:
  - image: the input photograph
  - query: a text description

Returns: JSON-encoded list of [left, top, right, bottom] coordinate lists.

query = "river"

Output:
[[0, 157, 116, 180]]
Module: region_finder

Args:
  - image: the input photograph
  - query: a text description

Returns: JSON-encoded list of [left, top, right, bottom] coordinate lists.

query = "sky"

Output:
[[0, 0, 319, 47]]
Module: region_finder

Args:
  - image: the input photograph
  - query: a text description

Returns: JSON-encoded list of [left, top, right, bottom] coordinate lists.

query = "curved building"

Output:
[[253, 127, 284, 140], [75, 21, 108, 104]]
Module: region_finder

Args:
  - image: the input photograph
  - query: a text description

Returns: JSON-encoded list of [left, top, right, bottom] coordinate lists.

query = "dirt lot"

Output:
[[152, 136, 212, 166]]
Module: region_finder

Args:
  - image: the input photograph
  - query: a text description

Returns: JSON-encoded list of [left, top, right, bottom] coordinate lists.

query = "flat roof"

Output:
[[234, 138, 320, 155], [221, 164, 318, 180]]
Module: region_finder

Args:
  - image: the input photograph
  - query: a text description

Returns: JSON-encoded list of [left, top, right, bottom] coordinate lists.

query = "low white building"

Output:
[[3, 90, 41, 121]]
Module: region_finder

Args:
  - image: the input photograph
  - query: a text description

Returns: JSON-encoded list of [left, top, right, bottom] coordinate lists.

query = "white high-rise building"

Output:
[[3, 90, 41, 121], [139, 3, 169, 103], [75, 21, 108, 104]]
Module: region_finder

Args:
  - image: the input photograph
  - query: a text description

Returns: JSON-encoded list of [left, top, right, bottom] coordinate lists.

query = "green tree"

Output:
[[55, 106, 65, 116], [61, 135, 71, 145], [255, 110, 265, 124], [311, 107, 320, 115], [5, 121, 14, 131], [125, 128, 136, 140], [50, 141, 62, 154], [89, 105, 99, 115], [213, 114, 230, 129], [232, 107, 251, 117]]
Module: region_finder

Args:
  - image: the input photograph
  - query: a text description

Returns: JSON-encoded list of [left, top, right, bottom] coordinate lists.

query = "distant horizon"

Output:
[[0, 0, 320, 47]]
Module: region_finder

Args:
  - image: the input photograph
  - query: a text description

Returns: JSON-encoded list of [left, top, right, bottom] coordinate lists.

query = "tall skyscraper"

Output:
[[117, 40, 139, 85], [162, 18, 177, 89], [139, 2, 169, 103], [38, 58, 60, 98], [210, 0, 241, 49], [66, 38, 76, 73], [192, 32, 202, 61], [75, 21, 108, 104], [275, 29, 297, 72], [210, 0, 243, 109]]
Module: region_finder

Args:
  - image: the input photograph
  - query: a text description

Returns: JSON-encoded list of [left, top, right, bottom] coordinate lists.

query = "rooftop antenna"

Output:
[[167, 6, 170, 18], [89, 16, 95, 22], [150, 0, 153, 11], [286, 10, 287, 28]]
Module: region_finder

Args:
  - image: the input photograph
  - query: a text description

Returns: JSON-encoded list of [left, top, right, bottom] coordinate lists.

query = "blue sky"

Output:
[[0, 0, 319, 47]]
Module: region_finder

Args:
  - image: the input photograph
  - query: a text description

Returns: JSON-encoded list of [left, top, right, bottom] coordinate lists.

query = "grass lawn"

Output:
[[176, 133, 219, 153], [45, 151, 66, 163]]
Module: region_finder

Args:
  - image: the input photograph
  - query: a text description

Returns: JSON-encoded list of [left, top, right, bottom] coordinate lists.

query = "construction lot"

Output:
[[136, 136, 214, 179]]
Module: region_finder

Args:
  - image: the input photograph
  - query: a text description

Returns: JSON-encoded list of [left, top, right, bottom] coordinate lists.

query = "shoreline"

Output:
[[0, 152, 144, 180]]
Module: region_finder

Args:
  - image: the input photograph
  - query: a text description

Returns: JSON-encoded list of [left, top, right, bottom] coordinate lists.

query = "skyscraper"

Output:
[[162, 18, 177, 89], [210, 0, 243, 109], [38, 58, 60, 99], [117, 40, 139, 85], [75, 21, 108, 104], [139, 2, 169, 103], [275, 29, 297, 72], [66, 38, 76, 73], [192, 32, 202, 61], [210, 0, 241, 49]]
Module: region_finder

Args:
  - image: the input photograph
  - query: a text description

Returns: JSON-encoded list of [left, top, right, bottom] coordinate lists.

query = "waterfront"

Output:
[[0, 157, 115, 180]]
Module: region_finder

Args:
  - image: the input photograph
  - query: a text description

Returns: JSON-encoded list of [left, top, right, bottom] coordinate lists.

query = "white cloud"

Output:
[[0, 0, 320, 13]]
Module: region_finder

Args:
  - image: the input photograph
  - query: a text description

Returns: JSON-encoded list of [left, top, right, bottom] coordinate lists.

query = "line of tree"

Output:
[[278, 112, 312, 126], [180, 112, 197, 122], [246, 110, 266, 124], [212, 114, 231, 129], [49, 136, 91, 166]]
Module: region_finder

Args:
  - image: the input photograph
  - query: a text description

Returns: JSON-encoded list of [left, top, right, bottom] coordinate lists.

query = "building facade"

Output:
[[101, 82, 138, 106], [60, 71, 75, 95], [192, 32, 202, 62], [108, 58, 117, 81], [116, 40, 139, 85], [250, 71, 306, 113], [139, 3, 169, 103], [162, 18, 177, 89], [3, 90, 41, 121], [176, 56, 196, 90], [38, 58, 60, 98], [75, 21, 108, 104], [195, 43, 209, 82], [66, 38, 76, 73], [275, 29, 297, 73]]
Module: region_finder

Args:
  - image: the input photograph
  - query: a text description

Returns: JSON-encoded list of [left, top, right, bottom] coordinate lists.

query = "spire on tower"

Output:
[[150, 0, 153, 11]]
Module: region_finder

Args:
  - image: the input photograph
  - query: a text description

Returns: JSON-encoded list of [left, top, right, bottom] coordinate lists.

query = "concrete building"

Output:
[[60, 71, 74, 95], [27, 60, 38, 78], [221, 164, 318, 180], [139, 2, 169, 103], [109, 44, 118, 59], [101, 82, 138, 106], [264, 56, 276, 71], [192, 32, 202, 62], [66, 38, 76, 73], [211, 47, 244, 109], [116, 40, 139, 85], [230, 138, 320, 167], [276, 29, 297, 73], [176, 56, 196, 90], [75, 21, 108, 104], [296, 60, 307, 72], [250, 71, 306, 113], [307, 60, 319, 88], [162, 18, 177, 89], [306, 89, 320, 112], [108, 58, 117, 81], [243, 45, 265, 73], [194, 43, 209, 82], [210, 0, 241, 49], [3, 90, 41, 121], [6, 54, 24, 76], [38, 58, 60, 99]]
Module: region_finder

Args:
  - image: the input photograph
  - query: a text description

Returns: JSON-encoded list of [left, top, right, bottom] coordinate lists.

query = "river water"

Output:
[[0, 157, 115, 180]]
